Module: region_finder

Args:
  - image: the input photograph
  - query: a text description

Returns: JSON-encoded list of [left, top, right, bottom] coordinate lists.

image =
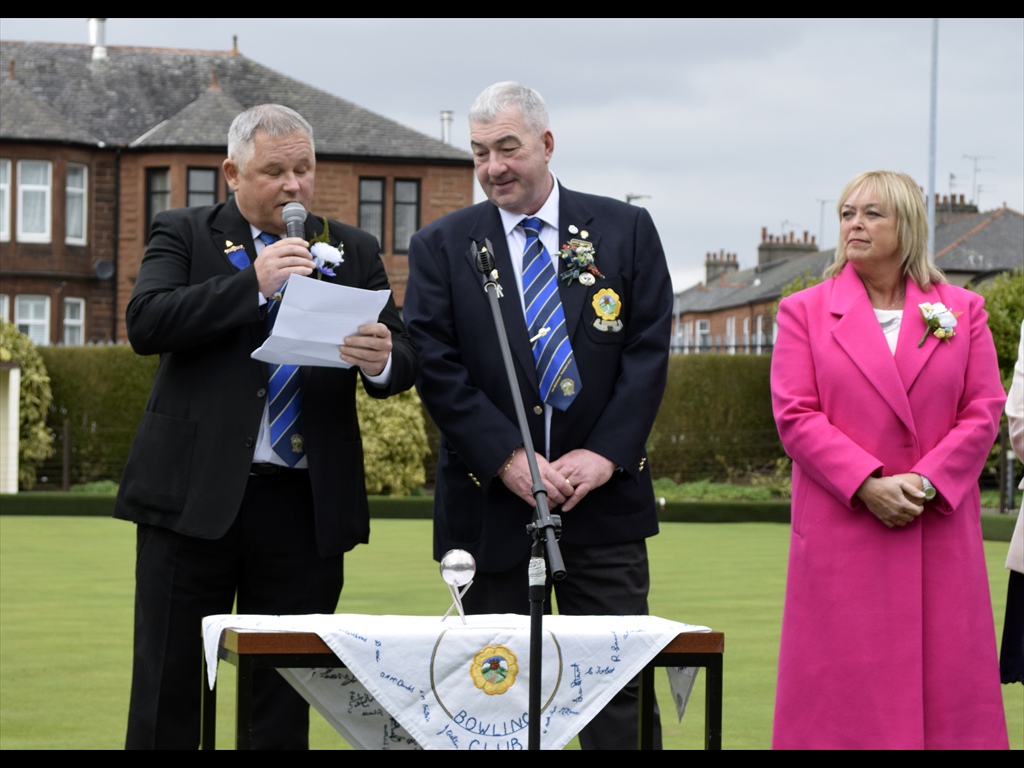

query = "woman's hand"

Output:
[[855, 475, 926, 529]]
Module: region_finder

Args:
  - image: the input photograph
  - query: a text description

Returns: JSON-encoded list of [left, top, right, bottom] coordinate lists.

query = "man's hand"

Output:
[[499, 448, 574, 507], [549, 449, 615, 511], [254, 236, 313, 299], [340, 322, 392, 377]]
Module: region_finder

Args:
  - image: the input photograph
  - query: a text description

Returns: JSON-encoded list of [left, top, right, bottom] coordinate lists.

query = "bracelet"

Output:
[[498, 448, 518, 478]]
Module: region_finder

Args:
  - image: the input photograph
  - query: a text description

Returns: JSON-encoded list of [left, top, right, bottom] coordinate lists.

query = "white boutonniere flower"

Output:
[[917, 302, 961, 347], [310, 242, 342, 277], [307, 216, 344, 279]]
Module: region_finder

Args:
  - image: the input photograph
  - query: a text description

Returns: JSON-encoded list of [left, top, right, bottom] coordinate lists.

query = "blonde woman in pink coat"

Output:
[[770, 171, 1009, 749]]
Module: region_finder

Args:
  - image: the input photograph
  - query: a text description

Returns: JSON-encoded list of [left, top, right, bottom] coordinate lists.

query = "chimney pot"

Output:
[[88, 18, 107, 61], [440, 110, 454, 145]]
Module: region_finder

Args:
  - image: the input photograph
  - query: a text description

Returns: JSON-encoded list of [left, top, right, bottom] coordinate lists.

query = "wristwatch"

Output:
[[919, 475, 937, 500]]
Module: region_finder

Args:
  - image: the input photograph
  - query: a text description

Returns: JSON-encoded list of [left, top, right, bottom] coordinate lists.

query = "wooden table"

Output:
[[201, 628, 724, 750]]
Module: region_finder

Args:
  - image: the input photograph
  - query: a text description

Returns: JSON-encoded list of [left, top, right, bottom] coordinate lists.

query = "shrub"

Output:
[[38, 345, 157, 486], [356, 386, 429, 495], [0, 322, 53, 489], [648, 355, 783, 482], [971, 267, 1024, 386], [37, 345, 429, 494]]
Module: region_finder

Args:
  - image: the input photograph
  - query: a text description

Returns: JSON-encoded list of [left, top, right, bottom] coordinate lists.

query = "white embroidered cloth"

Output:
[[202, 613, 709, 750]]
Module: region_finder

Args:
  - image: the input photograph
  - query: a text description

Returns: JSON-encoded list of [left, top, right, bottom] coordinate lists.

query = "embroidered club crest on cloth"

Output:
[[470, 645, 519, 695]]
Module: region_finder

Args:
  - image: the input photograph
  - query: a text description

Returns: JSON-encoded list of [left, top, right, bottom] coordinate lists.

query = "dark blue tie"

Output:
[[521, 217, 581, 410], [257, 232, 305, 466]]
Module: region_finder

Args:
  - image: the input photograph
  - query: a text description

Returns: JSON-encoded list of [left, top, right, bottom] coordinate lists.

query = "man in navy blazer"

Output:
[[115, 104, 416, 749], [404, 82, 672, 749]]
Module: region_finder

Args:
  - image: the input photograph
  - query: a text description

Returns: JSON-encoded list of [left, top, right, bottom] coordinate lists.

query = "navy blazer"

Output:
[[405, 185, 672, 572], [114, 199, 416, 558]]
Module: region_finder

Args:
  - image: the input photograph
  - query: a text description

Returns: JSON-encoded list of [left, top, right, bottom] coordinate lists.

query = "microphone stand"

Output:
[[473, 240, 566, 751]]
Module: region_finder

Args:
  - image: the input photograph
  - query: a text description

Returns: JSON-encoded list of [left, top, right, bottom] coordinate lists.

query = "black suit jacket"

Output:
[[114, 199, 416, 558], [405, 185, 672, 573]]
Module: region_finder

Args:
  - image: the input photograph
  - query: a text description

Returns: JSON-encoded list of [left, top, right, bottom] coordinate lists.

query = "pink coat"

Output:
[[770, 265, 1008, 750]]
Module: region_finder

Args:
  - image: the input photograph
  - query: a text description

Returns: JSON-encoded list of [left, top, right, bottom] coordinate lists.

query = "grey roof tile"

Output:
[[0, 40, 471, 163], [676, 251, 834, 313], [0, 74, 99, 144], [679, 209, 1022, 313], [935, 208, 1024, 273], [131, 84, 246, 148]]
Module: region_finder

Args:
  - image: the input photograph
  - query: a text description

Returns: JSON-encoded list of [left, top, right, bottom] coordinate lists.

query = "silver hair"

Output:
[[469, 82, 549, 136], [227, 104, 315, 170]]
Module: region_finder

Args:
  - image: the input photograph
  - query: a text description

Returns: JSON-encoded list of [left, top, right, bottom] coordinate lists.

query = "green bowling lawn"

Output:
[[1, 517, 1020, 750]]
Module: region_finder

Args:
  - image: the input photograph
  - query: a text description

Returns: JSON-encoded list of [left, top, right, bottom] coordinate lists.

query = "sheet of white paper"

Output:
[[251, 274, 391, 368]]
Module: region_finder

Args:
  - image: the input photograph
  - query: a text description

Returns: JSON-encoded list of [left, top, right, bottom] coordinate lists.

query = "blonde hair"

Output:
[[824, 170, 944, 289]]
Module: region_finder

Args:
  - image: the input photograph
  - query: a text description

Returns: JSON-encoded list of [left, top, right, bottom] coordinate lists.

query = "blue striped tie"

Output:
[[257, 232, 305, 466], [521, 217, 581, 410]]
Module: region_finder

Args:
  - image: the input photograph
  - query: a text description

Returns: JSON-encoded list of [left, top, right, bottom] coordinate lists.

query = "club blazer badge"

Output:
[[592, 288, 623, 333]]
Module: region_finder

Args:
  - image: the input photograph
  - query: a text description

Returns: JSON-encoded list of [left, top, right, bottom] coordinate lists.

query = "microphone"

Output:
[[282, 202, 306, 240], [473, 239, 495, 275], [474, 239, 502, 297]]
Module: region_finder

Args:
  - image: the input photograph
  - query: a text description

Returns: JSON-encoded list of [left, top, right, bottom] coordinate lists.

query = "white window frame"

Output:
[[0, 294, 9, 322], [187, 167, 218, 208], [146, 168, 171, 242], [0, 159, 10, 242], [15, 295, 50, 346], [66, 163, 87, 245], [359, 177, 385, 247], [392, 179, 420, 254], [63, 297, 85, 345], [17, 160, 52, 243], [696, 319, 710, 352], [755, 314, 764, 355], [725, 315, 737, 355]]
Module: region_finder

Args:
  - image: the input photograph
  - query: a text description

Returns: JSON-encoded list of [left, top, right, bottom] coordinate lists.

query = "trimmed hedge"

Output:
[[647, 355, 783, 482], [418, 355, 785, 487], [35, 346, 429, 494], [0, 492, 121, 517], [1, 492, 1015, 543], [38, 345, 157, 487]]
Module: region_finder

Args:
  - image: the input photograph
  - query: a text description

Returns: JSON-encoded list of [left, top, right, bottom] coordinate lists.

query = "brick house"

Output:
[[673, 198, 1023, 355], [0, 29, 473, 346]]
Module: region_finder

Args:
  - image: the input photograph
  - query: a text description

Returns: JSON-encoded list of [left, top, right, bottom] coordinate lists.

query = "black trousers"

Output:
[[461, 539, 662, 750], [1000, 569, 1024, 684], [125, 470, 344, 749]]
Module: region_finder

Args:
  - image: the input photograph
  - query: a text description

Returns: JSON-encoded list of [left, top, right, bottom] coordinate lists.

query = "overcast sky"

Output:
[[2, 18, 1021, 291]]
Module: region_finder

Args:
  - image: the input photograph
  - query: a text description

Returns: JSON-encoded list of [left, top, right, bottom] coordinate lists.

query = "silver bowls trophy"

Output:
[[439, 549, 475, 623]]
